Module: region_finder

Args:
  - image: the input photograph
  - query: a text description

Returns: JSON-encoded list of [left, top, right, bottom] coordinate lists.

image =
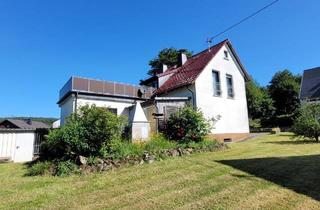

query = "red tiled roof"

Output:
[[155, 39, 250, 95]]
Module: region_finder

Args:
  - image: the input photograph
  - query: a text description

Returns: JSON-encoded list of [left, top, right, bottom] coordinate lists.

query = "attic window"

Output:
[[224, 50, 229, 60]]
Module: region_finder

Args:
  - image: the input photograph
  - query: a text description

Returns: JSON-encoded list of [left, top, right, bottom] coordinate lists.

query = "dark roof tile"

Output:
[[1, 119, 50, 130]]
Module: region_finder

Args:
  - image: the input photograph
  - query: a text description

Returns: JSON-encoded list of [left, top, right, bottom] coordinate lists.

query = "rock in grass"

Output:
[[170, 149, 180, 157], [186, 148, 193, 153], [147, 157, 155, 164], [144, 154, 155, 164], [79, 156, 87, 165]]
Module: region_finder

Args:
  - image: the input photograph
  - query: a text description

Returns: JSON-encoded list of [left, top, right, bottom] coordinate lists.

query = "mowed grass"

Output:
[[1, 133, 320, 210]]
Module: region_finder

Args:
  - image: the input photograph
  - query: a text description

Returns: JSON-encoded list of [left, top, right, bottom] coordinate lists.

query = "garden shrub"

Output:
[[26, 161, 54, 176], [27, 105, 226, 177], [107, 139, 145, 160], [187, 139, 219, 151], [164, 106, 213, 143], [44, 105, 127, 160], [55, 160, 79, 176], [292, 103, 320, 141], [144, 134, 177, 152], [86, 156, 101, 166], [249, 119, 261, 129]]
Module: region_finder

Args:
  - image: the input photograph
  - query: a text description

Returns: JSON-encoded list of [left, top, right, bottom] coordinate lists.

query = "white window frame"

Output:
[[226, 74, 234, 98], [212, 70, 222, 97]]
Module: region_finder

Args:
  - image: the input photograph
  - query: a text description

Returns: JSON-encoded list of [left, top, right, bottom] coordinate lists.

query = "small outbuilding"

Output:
[[0, 119, 50, 163]]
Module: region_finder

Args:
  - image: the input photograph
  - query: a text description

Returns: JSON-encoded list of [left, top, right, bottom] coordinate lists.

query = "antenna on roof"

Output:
[[206, 38, 212, 52]]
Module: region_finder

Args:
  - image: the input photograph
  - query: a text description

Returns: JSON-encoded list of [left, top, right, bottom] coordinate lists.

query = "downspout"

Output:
[[186, 85, 195, 108]]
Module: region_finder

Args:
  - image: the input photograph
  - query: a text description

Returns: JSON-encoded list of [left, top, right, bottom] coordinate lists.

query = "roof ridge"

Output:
[[190, 39, 229, 58], [156, 40, 228, 95]]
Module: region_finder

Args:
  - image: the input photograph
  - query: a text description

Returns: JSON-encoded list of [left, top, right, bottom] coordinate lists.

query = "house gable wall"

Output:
[[158, 85, 195, 106], [59, 94, 76, 125], [195, 45, 249, 134]]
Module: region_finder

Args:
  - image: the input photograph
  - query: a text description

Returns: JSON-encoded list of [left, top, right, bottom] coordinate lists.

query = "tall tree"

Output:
[[268, 70, 301, 116], [148, 48, 192, 76], [246, 80, 275, 121]]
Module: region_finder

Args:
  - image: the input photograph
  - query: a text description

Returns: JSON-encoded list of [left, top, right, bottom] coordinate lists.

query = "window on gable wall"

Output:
[[212, 70, 221, 96], [226, 74, 234, 98], [224, 50, 229, 60]]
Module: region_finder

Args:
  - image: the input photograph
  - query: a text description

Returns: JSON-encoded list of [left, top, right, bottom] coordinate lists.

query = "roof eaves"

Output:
[[226, 41, 251, 81], [191, 40, 228, 82]]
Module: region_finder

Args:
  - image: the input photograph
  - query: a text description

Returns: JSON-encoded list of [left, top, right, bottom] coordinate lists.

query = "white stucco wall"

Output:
[[60, 94, 76, 125], [159, 85, 195, 105], [195, 45, 249, 134], [77, 97, 136, 116], [60, 94, 145, 125]]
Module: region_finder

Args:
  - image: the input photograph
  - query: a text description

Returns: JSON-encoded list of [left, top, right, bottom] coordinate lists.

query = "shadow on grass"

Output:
[[217, 155, 320, 200], [264, 140, 319, 145], [278, 133, 295, 137]]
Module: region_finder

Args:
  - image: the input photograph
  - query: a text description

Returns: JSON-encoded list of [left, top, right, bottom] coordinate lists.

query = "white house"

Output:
[[58, 39, 250, 142], [57, 77, 153, 141]]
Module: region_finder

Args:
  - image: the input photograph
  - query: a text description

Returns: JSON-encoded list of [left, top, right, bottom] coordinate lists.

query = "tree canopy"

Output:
[[293, 103, 320, 141], [246, 69, 301, 128], [267, 69, 301, 116], [246, 80, 275, 122], [148, 48, 192, 76]]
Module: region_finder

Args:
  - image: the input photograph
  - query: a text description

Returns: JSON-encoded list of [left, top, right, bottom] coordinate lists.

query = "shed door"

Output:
[[14, 133, 35, 162]]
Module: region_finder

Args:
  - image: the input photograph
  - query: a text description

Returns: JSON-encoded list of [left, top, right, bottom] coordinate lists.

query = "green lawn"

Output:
[[1, 133, 320, 209]]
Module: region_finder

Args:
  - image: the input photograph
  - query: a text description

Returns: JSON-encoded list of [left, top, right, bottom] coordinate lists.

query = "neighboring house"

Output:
[[0, 119, 50, 162], [58, 39, 250, 142], [300, 67, 320, 102], [58, 77, 153, 140]]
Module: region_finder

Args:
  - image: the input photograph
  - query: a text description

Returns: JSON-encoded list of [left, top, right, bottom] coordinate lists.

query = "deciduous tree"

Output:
[[148, 48, 192, 76]]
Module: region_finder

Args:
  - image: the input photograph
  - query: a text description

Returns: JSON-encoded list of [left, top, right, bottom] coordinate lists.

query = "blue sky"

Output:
[[0, 0, 319, 118]]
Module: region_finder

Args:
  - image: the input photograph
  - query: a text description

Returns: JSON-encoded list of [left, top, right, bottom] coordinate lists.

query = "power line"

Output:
[[207, 0, 280, 43]]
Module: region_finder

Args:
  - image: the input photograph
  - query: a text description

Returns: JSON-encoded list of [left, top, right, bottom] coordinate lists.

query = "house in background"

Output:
[[58, 77, 153, 140], [0, 119, 50, 162], [58, 39, 250, 142], [300, 67, 320, 103]]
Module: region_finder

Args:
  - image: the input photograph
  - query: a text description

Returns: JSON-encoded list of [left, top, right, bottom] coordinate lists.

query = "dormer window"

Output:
[[224, 50, 229, 60]]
